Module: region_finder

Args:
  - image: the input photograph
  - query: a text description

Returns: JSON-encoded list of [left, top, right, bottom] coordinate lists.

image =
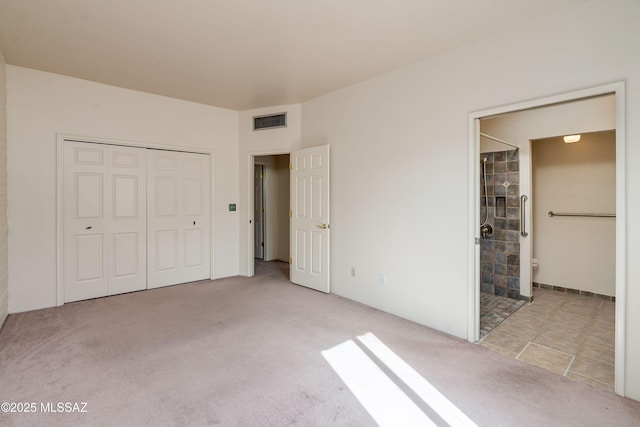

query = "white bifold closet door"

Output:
[[147, 150, 210, 289], [63, 142, 147, 302]]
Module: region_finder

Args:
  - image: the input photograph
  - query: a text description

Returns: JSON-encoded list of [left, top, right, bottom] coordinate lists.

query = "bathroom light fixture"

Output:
[[563, 134, 581, 143]]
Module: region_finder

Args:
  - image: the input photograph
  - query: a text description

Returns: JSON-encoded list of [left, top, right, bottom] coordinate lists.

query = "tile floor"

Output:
[[480, 287, 615, 391], [479, 292, 525, 338]]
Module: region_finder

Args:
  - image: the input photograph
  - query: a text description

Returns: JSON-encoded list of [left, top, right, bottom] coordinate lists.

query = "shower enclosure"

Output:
[[479, 148, 522, 300]]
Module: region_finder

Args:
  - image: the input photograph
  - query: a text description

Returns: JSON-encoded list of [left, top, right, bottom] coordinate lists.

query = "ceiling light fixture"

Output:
[[563, 134, 581, 143]]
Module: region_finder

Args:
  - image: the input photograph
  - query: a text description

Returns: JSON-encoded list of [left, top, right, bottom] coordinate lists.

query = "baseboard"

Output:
[[533, 282, 615, 302]]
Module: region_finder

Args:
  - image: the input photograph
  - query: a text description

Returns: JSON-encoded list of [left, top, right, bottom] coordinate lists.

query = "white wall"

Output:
[[6, 66, 239, 313], [0, 52, 7, 328], [532, 132, 615, 295], [301, 0, 640, 399], [238, 104, 301, 274]]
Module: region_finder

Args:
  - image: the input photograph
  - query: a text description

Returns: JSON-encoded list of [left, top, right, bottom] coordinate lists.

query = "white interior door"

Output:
[[290, 145, 330, 293], [255, 164, 265, 259], [63, 142, 147, 302], [147, 150, 210, 288]]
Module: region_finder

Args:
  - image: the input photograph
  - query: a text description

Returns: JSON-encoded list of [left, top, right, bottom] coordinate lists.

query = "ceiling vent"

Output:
[[253, 112, 287, 131]]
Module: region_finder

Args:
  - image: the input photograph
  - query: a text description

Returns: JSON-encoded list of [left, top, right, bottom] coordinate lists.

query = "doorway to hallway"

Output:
[[254, 163, 265, 260], [252, 154, 290, 266]]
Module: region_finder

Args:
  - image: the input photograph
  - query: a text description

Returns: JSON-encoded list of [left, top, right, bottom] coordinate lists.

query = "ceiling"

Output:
[[0, 0, 587, 111]]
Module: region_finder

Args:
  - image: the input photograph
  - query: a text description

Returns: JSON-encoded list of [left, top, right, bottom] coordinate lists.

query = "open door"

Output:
[[290, 145, 330, 293]]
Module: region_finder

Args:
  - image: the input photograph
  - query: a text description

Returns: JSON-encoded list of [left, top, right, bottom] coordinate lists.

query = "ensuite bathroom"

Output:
[[478, 127, 616, 335], [476, 94, 617, 391]]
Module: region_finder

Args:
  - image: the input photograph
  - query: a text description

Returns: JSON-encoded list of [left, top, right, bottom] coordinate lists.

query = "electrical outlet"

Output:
[[351, 267, 356, 278], [378, 274, 385, 285]]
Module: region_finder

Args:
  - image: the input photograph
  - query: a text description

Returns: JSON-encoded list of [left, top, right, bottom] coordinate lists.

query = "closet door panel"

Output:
[[147, 151, 210, 288], [64, 143, 109, 302], [181, 154, 210, 283], [147, 151, 182, 288], [64, 142, 147, 302], [107, 146, 147, 295], [76, 234, 104, 282]]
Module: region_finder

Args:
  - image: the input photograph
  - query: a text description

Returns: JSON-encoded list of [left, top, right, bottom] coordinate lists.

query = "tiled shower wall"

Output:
[[480, 150, 522, 299]]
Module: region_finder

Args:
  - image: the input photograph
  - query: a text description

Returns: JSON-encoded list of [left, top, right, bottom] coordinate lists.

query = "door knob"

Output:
[[318, 224, 329, 229]]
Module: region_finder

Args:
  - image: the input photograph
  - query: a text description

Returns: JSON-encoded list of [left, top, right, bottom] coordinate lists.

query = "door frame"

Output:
[[246, 150, 290, 277], [56, 133, 215, 306], [467, 82, 626, 396], [254, 162, 266, 260]]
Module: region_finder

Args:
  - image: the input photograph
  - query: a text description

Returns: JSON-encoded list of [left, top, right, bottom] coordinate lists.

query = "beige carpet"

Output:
[[1, 261, 639, 426]]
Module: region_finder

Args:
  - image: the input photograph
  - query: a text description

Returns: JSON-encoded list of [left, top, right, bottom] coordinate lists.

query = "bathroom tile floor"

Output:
[[480, 287, 615, 391], [479, 292, 525, 338]]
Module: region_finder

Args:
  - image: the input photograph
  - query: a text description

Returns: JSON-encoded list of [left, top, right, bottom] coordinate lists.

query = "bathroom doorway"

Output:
[[468, 83, 626, 395], [480, 129, 617, 391]]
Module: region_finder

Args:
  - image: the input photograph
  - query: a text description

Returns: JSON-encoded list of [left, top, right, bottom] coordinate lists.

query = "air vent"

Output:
[[253, 112, 287, 131]]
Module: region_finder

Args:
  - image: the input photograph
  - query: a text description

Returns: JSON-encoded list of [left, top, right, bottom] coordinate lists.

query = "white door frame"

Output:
[[56, 133, 216, 306], [467, 82, 626, 396], [254, 162, 266, 260], [246, 150, 290, 277]]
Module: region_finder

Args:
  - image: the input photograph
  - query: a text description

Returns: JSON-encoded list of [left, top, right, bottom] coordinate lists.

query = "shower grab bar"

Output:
[[520, 195, 528, 237], [548, 211, 615, 218]]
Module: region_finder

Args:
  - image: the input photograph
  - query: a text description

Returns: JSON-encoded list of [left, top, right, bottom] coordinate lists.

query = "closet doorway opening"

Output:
[[56, 135, 214, 305], [468, 82, 626, 396]]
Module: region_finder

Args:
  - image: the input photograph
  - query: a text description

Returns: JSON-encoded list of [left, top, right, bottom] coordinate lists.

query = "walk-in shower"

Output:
[[480, 157, 493, 239], [479, 135, 522, 300]]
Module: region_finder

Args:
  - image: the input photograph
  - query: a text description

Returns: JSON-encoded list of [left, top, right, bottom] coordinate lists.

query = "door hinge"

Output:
[[475, 237, 481, 245], [289, 162, 293, 170], [260, 174, 264, 179], [289, 257, 292, 264], [260, 208, 264, 213], [289, 209, 292, 218]]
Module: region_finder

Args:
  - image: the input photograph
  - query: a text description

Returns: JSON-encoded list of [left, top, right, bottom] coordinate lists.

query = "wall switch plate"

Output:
[[351, 267, 356, 277], [378, 274, 385, 285]]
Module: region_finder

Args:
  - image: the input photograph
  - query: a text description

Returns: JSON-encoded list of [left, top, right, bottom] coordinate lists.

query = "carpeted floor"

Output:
[[1, 261, 639, 426]]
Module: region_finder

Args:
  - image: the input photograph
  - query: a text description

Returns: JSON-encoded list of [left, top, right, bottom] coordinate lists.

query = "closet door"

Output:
[[109, 146, 148, 295], [147, 150, 210, 288], [63, 142, 147, 302]]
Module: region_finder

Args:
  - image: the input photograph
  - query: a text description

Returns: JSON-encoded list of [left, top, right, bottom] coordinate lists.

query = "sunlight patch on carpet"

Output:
[[322, 333, 478, 427], [322, 339, 436, 426]]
